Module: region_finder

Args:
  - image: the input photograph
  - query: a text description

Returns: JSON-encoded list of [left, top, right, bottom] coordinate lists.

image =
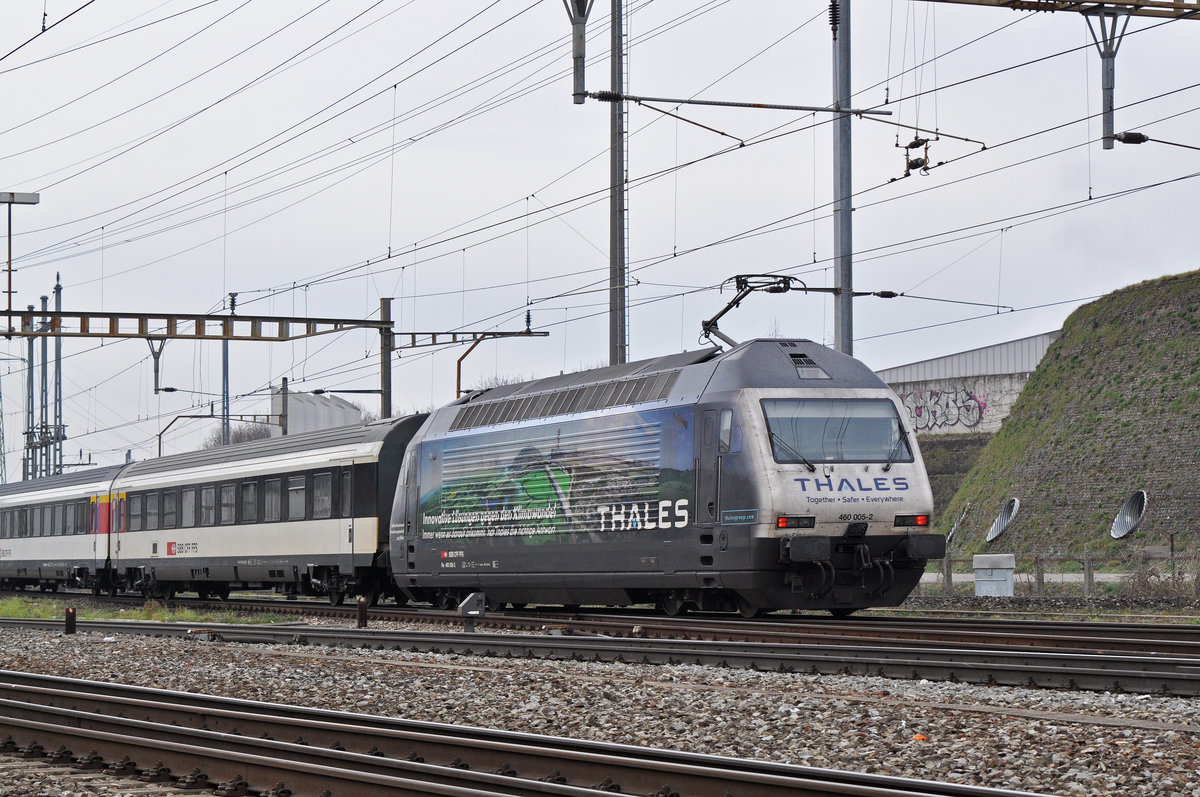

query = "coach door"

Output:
[[338, 470, 354, 575], [91, 496, 106, 574]]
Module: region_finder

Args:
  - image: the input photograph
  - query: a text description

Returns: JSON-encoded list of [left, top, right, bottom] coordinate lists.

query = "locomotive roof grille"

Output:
[[449, 371, 680, 432], [787, 352, 831, 380]]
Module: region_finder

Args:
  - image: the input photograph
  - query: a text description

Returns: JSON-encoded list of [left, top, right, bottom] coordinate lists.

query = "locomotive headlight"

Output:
[[777, 515, 817, 529], [894, 514, 930, 527]]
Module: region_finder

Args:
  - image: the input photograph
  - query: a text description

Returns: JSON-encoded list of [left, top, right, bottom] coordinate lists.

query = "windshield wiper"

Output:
[[770, 431, 817, 472], [882, 426, 910, 472]]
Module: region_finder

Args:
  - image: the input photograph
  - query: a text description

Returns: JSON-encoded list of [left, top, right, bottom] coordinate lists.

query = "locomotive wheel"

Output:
[[735, 596, 762, 619], [196, 588, 211, 600], [658, 595, 688, 617], [508, 602, 527, 610], [328, 590, 345, 606], [214, 585, 230, 601], [361, 584, 381, 607], [828, 608, 857, 618]]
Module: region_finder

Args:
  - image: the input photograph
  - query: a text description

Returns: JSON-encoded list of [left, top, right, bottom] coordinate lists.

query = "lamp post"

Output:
[[2, 192, 40, 338]]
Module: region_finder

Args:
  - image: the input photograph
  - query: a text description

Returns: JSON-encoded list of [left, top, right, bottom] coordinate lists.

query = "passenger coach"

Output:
[[0, 416, 425, 603]]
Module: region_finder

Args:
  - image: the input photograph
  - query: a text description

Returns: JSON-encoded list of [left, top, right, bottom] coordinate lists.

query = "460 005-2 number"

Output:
[[837, 513, 874, 522]]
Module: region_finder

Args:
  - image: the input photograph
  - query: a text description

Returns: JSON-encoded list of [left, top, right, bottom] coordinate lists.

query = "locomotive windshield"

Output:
[[761, 398, 912, 464]]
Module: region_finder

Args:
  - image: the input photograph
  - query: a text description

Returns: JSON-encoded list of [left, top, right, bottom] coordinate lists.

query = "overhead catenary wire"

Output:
[[4, 6, 1195, 468]]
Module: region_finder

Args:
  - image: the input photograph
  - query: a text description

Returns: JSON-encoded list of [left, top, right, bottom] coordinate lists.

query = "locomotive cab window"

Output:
[[718, 409, 734, 454], [762, 398, 912, 464]]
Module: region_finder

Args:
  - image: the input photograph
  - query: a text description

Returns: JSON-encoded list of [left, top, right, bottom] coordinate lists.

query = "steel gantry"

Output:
[[4, 298, 544, 478], [922, 1, 1200, 148]]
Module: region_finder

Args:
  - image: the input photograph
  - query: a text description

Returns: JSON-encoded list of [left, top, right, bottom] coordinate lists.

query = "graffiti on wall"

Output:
[[898, 388, 988, 432]]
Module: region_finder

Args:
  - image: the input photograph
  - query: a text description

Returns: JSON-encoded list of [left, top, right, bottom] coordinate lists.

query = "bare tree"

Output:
[[200, 423, 272, 449]]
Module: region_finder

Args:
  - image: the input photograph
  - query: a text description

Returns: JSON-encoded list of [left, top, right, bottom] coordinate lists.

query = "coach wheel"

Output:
[[107, 582, 118, 598], [214, 585, 230, 601], [485, 597, 506, 612], [828, 608, 857, 619], [197, 588, 211, 600], [735, 596, 762, 619], [658, 594, 688, 617], [509, 602, 527, 610], [328, 590, 346, 606], [361, 584, 381, 608]]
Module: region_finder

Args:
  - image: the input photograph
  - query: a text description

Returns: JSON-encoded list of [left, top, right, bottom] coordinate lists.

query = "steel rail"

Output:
[[4, 617, 1200, 696], [0, 671, 1038, 797]]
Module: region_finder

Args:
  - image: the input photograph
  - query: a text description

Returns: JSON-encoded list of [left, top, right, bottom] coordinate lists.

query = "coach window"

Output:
[[116, 498, 125, 533], [181, 489, 196, 528], [314, 473, 332, 519], [200, 486, 216, 526], [163, 492, 178, 529], [146, 493, 160, 531], [220, 485, 236, 524], [265, 479, 281, 522], [242, 482, 258, 523], [64, 503, 75, 535], [52, 504, 63, 536], [129, 495, 143, 532], [340, 471, 352, 517], [33, 505, 42, 537], [1, 511, 8, 539], [287, 475, 306, 521]]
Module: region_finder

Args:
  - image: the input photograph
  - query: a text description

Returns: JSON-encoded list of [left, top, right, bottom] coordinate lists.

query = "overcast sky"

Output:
[[2, 1, 1197, 470]]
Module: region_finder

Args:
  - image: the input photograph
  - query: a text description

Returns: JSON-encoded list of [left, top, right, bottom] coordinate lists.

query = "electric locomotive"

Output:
[[390, 338, 943, 616]]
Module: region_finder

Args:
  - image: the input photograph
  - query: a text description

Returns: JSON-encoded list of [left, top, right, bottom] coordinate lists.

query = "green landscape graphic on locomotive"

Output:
[[418, 409, 693, 542]]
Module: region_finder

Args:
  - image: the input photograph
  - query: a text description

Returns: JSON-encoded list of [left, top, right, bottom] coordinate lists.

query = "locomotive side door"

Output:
[[389, 450, 418, 588], [696, 409, 719, 528]]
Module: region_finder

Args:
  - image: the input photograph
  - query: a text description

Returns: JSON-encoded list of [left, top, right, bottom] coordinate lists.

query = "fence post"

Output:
[[943, 554, 953, 593], [1034, 555, 1044, 596], [1083, 551, 1094, 597]]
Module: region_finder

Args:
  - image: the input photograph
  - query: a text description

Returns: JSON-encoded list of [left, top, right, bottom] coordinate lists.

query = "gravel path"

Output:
[[1, 625, 1199, 796]]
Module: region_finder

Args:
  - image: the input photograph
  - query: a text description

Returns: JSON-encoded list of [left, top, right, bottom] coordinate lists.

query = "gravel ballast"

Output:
[[1, 625, 1198, 796]]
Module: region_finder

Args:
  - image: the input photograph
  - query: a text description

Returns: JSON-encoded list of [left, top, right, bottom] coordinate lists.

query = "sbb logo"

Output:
[[167, 542, 177, 556]]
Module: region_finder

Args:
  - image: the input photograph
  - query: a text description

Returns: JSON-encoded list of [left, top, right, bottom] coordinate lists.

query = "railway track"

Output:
[[4, 611, 1200, 696], [0, 670, 1037, 797]]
